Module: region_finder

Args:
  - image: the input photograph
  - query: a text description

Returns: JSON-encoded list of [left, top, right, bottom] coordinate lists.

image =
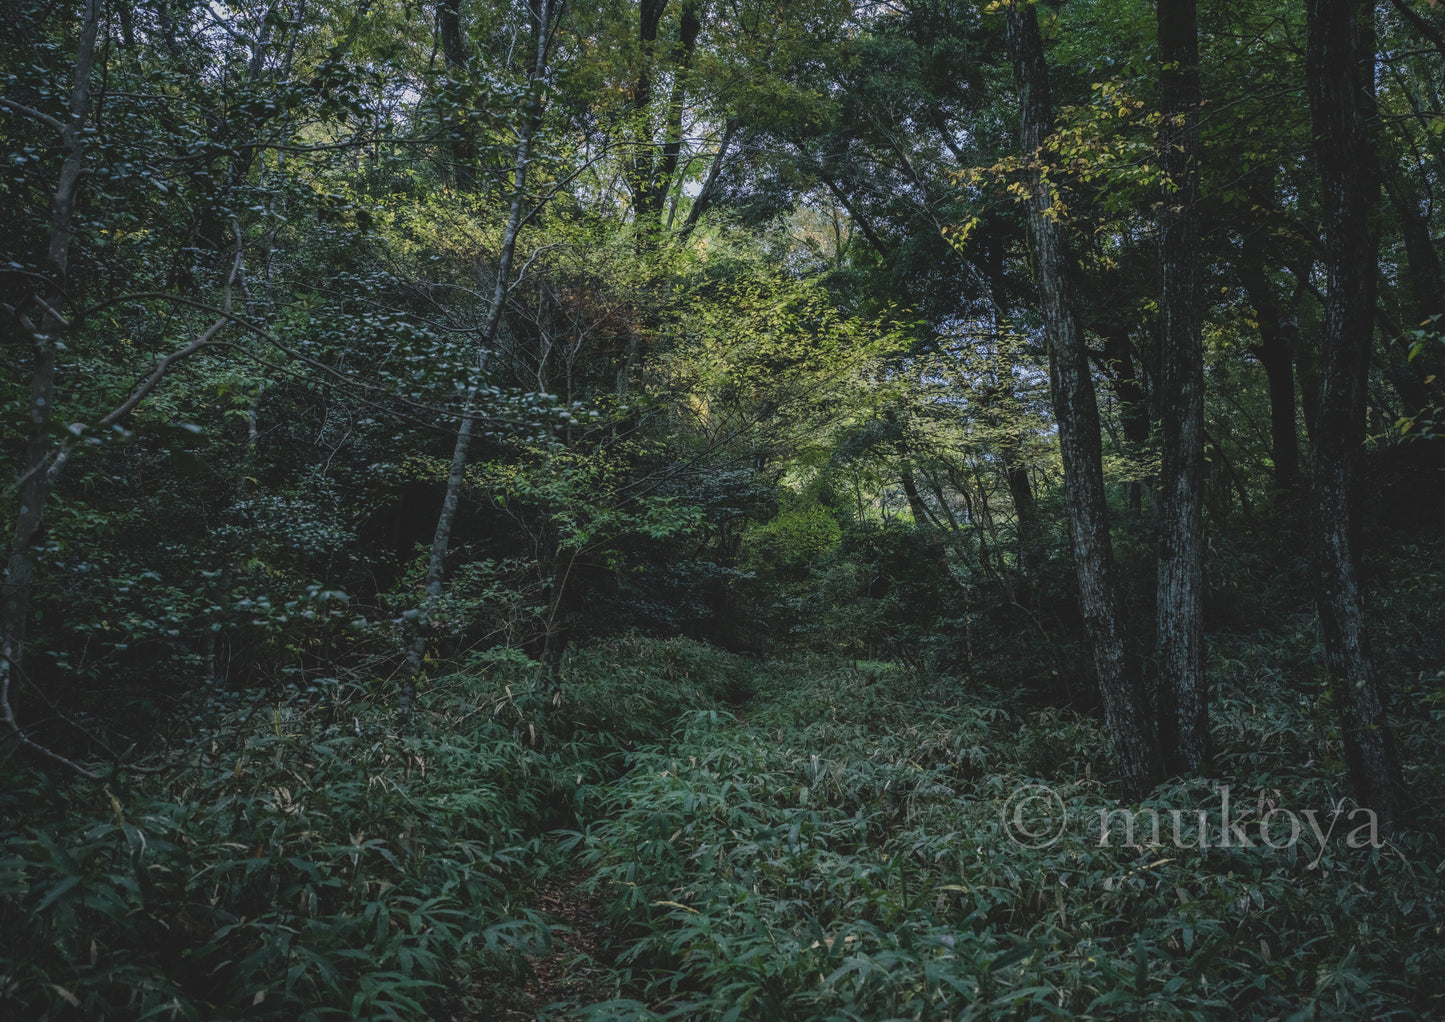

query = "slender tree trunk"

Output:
[[901, 470, 952, 573], [1240, 254, 1304, 496], [901, 470, 934, 527], [1003, 458, 1036, 552], [1, 0, 101, 751], [978, 386, 1039, 576], [677, 119, 737, 243], [1304, 0, 1404, 826], [1284, 263, 1327, 447], [1155, 0, 1208, 773], [1101, 326, 1152, 523], [1381, 168, 1445, 467], [627, 0, 666, 223], [650, 3, 700, 223], [984, 240, 1040, 570], [400, 1, 560, 715], [1004, 1, 1162, 798], [819, 174, 891, 257], [1385, 171, 1445, 329]]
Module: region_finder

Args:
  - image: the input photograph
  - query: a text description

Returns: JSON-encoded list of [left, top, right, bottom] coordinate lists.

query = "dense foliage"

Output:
[[3, 0, 1444, 1017]]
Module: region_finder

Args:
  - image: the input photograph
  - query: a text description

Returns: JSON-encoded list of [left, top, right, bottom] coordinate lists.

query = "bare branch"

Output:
[[45, 244, 243, 484], [1, 652, 101, 779], [0, 97, 65, 134]]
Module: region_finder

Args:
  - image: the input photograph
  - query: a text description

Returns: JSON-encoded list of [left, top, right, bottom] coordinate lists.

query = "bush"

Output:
[[0, 676, 558, 1021]]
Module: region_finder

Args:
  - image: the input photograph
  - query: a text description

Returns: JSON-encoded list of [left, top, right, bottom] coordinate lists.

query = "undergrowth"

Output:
[[570, 658, 1445, 1021], [0, 636, 758, 1020], [3, 628, 1441, 1020]]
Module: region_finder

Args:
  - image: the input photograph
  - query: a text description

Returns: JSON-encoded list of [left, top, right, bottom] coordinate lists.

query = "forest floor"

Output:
[[490, 870, 616, 1020], [7, 589, 1444, 1021], [463, 641, 1445, 1021]]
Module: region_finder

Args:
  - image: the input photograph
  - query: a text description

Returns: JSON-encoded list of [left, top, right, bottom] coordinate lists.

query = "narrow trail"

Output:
[[470, 675, 773, 1020], [488, 870, 619, 1021]]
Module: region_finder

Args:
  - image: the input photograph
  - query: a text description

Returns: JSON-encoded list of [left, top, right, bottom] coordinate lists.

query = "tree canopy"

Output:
[[3, 0, 1444, 1017]]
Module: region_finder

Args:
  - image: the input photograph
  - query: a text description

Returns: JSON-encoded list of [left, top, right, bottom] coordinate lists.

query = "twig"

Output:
[[0, 654, 100, 779]]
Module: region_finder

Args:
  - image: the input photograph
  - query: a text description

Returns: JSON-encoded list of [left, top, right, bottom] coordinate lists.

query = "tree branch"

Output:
[[0, 97, 65, 134]]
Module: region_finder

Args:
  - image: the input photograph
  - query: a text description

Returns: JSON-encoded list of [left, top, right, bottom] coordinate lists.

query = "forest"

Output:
[[2, 0, 1444, 1017]]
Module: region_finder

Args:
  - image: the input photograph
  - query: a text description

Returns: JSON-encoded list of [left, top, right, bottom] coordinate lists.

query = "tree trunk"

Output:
[[1385, 171, 1445, 330], [1155, 0, 1208, 773], [627, 0, 667, 224], [400, 1, 560, 715], [1, 0, 101, 752], [977, 384, 1039, 577], [1240, 257, 1303, 495], [1381, 168, 1445, 468], [985, 239, 1041, 569], [650, 3, 700, 224], [677, 119, 737, 243], [1304, 0, 1404, 826], [437, 0, 478, 191], [1101, 326, 1151, 523], [901, 470, 952, 573], [1004, 1, 1162, 799]]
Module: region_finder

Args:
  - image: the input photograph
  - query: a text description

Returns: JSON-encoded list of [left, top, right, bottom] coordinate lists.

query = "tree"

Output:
[[1003, 0, 1162, 799], [400, 0, 566, 714], [1154, 0, 1207, 772], [0, 0, 104, 772], [1304, 0, 1405, 825]]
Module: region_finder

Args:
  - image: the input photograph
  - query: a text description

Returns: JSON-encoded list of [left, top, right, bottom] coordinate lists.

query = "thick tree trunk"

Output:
[[1155, 0, 1208, 773], [437, 0, 478, 191], [1004, 2, 1162, 799], [1304, 0, 1404, 826]]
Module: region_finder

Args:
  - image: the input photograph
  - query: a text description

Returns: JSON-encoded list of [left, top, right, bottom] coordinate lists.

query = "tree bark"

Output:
[[1240, 255, 1303, 495], [437, 0, 478, 191], [984, 239, 1041, 568], [1155, 0, 1208, 773], [1004, 1, 1162, 799], [1385, 170, 1445, 330], [901, 470, 953, 573], [1101, 326, 1151, 523], [650, 3, 700, 224], [2, 0, 101, 752], [627, 0, 667, 224], [1380, 168, 1445, 450], [400, 1, 561, 715], [677, 118, 738, 243], [1304, 0, 1404, 826]]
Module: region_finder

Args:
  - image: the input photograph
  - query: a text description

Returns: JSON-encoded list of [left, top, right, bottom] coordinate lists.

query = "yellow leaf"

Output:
[[652, 900, 700, 913]]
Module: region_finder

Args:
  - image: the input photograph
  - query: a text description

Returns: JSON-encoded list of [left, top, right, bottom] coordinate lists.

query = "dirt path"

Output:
[[484, 871, 618, 1021]]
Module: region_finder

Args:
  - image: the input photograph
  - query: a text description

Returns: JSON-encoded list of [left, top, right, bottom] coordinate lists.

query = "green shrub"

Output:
[[0, 676, 557, 1021]]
